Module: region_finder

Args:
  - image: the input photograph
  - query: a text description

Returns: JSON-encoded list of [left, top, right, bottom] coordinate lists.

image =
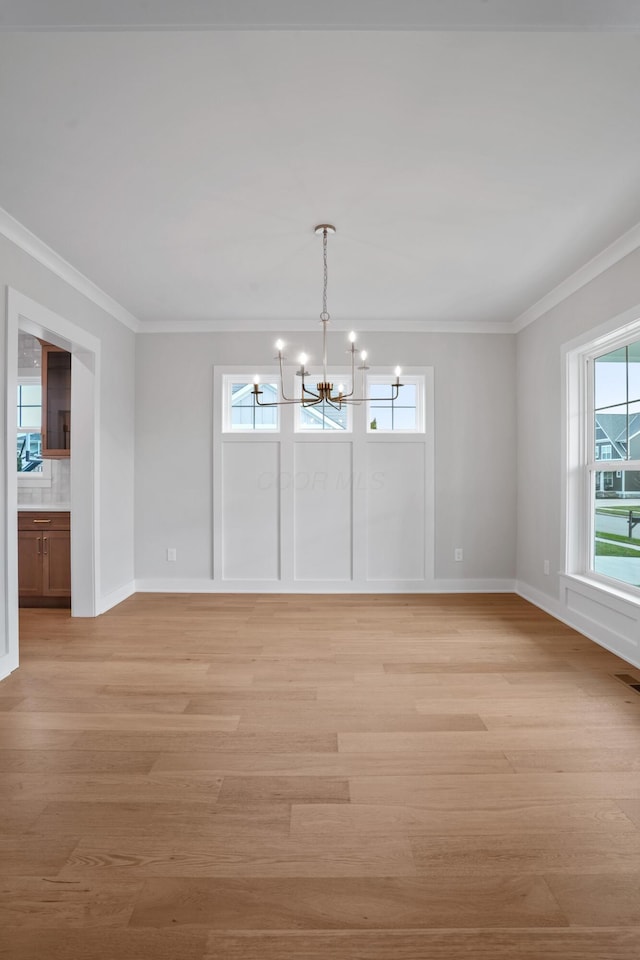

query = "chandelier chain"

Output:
[[321, 227, 330, 322]]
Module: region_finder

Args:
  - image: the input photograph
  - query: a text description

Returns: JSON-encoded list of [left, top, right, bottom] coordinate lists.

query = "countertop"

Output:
[[18, 503, 71, 512]]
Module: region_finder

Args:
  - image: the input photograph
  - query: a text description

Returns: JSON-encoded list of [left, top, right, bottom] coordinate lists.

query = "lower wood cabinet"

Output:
[[18, 512, 70, 607]]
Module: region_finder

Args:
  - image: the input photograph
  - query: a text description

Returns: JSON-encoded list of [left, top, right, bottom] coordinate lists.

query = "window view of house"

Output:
[[16, 384, 43, 473], [230, 382, 279, 430], [295, 375, 351, 431], [592, 341, 640, 587]]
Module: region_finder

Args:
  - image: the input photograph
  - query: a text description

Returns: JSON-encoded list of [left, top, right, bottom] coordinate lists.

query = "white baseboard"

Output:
[[516, 578, 640, 671], [134, 577, 516, 594], [0, 649, 19, 683], [98, 580, 136, 614], [431, 578, 516, 593]]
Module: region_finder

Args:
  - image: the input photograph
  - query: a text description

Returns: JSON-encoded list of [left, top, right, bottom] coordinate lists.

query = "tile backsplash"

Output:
[[18, 459, 71, 505]]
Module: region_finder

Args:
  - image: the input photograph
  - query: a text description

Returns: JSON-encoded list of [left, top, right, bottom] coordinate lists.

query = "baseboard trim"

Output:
[[516, 579, 640, 671], [0, 650, 19, 682], [134, 577, 516, 594], [98, 580, 136, 614], [432, 578, 516, 593]]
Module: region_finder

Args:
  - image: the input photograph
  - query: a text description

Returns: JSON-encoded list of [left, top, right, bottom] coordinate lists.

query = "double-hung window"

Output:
[[587, 338, 640, 589]]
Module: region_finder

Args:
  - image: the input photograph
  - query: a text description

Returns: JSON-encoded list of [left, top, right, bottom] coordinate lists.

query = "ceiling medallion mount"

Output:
[[252, 223, 402, 410]]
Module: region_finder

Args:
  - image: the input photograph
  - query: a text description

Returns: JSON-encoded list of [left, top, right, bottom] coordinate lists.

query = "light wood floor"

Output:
[[2, 593, 640, 959]]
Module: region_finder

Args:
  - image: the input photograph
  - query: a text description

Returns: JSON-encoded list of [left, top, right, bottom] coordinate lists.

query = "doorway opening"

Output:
[[2, 288, 100, 679]]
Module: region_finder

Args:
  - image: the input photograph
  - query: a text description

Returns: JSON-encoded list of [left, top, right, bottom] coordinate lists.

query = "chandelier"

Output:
[[252, 224, 402, 410]]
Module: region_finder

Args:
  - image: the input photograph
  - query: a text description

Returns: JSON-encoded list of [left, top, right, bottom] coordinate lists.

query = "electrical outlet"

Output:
[[167, 548, 177, 562], [454, 548, 463, 562], [543, 559, 550, 575]]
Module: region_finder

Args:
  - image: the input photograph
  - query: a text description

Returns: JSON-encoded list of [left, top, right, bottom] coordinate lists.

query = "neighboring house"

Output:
[[595, 413, 640, 495]]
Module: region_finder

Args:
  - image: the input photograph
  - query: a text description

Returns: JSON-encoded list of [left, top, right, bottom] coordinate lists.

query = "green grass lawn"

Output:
[[595, 540, 640, 558], [595, 531, 640, 546]]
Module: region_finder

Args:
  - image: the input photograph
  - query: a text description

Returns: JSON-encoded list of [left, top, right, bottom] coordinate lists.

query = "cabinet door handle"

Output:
[[43, 537, 48, 556], [36, 537, 41, 555], [32, 519, 52, 524]]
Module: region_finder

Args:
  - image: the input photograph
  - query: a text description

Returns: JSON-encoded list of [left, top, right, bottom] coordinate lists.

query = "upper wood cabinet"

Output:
[[41, 343, 71, 458]]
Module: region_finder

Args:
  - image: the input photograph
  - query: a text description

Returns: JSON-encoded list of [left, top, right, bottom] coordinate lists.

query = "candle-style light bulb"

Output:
[[394, 366, 402, 378], [275, 339, 284, 352], [298, 352, 308, 366], [360, 350, 368, 362], [348, 331, 356, 343], [253, 375, 260, 385], [338, 383, 345, 395]]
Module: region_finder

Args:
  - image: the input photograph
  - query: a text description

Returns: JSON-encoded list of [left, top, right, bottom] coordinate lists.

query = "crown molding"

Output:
[[138, 317, 513, 335], [0, 207, 140, 333], [511, 220, 640, 333], [3, 200, 639, 339], [1, 0, 639, 32]]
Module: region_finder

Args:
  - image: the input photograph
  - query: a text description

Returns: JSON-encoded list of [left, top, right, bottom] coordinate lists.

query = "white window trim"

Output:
[[16, 375, 52, 487], [564, 311, 640, 601], [366, 373, 425, 434]]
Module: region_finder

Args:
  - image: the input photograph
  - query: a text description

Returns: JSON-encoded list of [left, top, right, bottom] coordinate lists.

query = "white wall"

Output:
[[516, 247, 640, 664], [0, 233, 136, 664], [135, 331, 516, 589]]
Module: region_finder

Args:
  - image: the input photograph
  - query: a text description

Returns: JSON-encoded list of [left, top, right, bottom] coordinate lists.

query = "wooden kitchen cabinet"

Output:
[[40, 343, 71, 457], [18, 512, 70, 607]]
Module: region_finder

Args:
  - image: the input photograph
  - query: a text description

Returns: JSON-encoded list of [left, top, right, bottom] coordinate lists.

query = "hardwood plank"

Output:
[[506, 748, 640, 773], [0, 878, 144, 928], [410, 831, 640, 875], [0, 730, 80, 750], [290, 800, 638, 838], [217, 776, 350, 803], [73, 731, 338, 753], [0, 800, 49, 836], [0, 772, 224, 803], [0, 930, 208, 960], [237, 711, 486, 733], [0, 697, 25, 710], [545, 874, 640, 926], [11, 695, 192, 714], [129, 876, 566, 929], [0, 837, 77, 876], [58, 835, 416, 878], [616, 800, 640, 828], [30, 801, 291, 839], [203, 930, 640, 960], [0, 749, 159, 774], [339, 726, 640, 752], [0, 712, 239, 732], [151, 749, 513, 776], [347, 772, 640, 806]]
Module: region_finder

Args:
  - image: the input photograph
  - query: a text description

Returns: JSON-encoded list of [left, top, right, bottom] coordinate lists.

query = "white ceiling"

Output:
[[1, 6, 640, 331]]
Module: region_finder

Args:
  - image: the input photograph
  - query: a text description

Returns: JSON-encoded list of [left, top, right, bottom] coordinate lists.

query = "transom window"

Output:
[[223, 379, 279, 432], [367, 376, 424, 433], [296, 375, 352, 432]]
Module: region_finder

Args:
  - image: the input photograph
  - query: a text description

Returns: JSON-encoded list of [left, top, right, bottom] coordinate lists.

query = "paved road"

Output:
[[595, 510, 640, 539]]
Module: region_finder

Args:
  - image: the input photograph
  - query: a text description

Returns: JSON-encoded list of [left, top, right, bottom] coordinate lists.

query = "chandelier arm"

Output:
[[327, 385, 402, 405], [301, 384, 321, 402], [340, 344, 356, 399], [277, 353, 297, 402], [254, 395, 323, 407]]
